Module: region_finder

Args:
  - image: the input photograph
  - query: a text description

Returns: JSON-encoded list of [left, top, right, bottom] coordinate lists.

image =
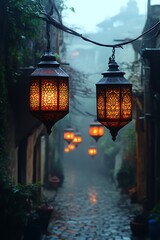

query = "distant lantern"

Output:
[[72, 131, 82, 147], [68, 142, 75, 151], [64, 147, 70, 153], [64, 127, 75, 143], [89, 120, 104, 142], [30, 52, 69, 134], [88, 145, 97, 157], [96, 57, 132, 141]]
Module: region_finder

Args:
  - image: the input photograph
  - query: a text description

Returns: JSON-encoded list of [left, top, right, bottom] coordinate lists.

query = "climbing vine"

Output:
[[0, 0, 43, 178]]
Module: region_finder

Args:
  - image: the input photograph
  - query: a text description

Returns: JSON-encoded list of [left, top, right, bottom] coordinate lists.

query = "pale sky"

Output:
[[63, 0, 160, 32]]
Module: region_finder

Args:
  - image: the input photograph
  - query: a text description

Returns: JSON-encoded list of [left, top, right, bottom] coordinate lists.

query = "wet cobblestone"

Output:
[[43, 162, 149, 240]]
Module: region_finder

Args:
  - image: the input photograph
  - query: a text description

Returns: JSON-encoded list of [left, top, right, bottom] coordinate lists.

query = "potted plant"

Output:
[[148, 203, 160, 238], [48, 175, 61, 189], [36, 197, 53, 233], [0, 181, 42, 240], [130, 211, 148, 237], [24, 211, 42, 240], [116, 161, 135, 194]]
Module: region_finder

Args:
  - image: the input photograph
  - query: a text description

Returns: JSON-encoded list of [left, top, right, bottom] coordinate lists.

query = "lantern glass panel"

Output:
[[89, 126, 104, 137], [41, 79, 57, 110], [77, 136, 82, 143], [97, 88, 105, 119], [88, 147, 97, 156], [121, 86, 132, 119], [30, 80, 40, 111], [73, 135, 82, 144], [89, 126, 97, 136], [73, 136, 78, 143], [106, 86, 120, 119], [64, 132, 75, 141], [59, 80, 69, 110], [99, 126, 104, 135]]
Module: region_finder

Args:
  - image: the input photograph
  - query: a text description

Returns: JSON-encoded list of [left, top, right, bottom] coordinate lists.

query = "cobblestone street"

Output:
[[43, 159, 148, 240]]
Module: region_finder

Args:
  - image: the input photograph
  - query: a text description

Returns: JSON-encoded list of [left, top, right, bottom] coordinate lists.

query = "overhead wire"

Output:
[[37, 0, 160, 49]]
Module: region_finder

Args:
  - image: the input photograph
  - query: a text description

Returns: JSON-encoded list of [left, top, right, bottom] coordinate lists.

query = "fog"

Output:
[[61, 0, 146, 181], [63, 0, 149, 32]]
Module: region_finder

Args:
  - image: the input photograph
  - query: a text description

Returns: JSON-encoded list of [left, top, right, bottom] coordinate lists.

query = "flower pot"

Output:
[[49, 176, 60, 189], [37, 205, 53, 232], [148, 218, 160, 238], [24, 213, 42, 240], [130, 221, 148, 236]]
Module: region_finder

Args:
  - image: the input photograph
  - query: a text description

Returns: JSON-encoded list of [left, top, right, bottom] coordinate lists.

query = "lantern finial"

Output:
[[110, 129, 118, 141]]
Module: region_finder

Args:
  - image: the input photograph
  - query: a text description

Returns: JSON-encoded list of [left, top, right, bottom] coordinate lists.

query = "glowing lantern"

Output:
[[89, 192, 97, 204], [72, 131, 82, 147], [30, 52, 69, 134], [89, 120, 104, 142], [64, 127, 75, 143], [68, 142, 75, 151], [64, 147, 70, 153], [96, 57, 132, 141], [88, 145, 97, 157]]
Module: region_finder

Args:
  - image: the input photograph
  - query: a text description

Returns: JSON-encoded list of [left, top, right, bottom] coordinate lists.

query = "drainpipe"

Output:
[[142, 49, 155, 210]]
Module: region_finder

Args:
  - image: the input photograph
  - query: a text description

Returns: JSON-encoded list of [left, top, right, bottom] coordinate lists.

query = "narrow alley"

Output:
[[1, 1, 160, 240], [43, 158, 144, 240]]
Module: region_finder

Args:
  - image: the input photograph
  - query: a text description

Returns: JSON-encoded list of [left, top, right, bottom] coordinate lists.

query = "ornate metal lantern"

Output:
[[68, 142, 75, 151], [89, 120, 104, 142], [64, 127, 75, 143], [72, 131, 82, 147], [30, 52, 69, 134], [96, 51, 132, 141], [88, 145, 97, 157]]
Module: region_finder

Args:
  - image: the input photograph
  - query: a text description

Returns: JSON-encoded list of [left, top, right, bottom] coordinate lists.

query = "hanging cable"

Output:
[[37, 0, 160, 49]]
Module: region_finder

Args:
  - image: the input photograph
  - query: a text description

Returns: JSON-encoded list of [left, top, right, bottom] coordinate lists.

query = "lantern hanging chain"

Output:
[[112, 47, 115, 60], [108, 47, 116, 63], [38, 0, 160, 49]]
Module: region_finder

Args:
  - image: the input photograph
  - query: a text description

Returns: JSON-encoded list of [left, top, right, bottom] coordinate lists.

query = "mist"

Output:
[[60, 0, 145, 182]]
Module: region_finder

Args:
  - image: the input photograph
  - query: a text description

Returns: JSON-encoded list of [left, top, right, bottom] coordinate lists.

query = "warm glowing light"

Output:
[[96, 59, 132, 141], [88, 146, 97, 157], [89, 120, 104, 142], [89, 192, 97, 204], [72, 132, 82, 147], [64, 127, 75, 143], [30, 53, 69, 134], [64, 147, 70, 153], [68, 142, 76, 151]]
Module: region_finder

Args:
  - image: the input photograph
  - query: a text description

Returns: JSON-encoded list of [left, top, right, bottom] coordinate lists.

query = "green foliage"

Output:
[[56, 0, 75, 13], [0, 66, 8, 174], [122, 122, 136, 157], [99, 128, 120, 156], [116, 160, 135, 190], [0, 0, 45, 173], [69, 7, 75, 13], [4, 0, 42, 67], [149, 202, 160, 222], [0, 180, 42, 236]]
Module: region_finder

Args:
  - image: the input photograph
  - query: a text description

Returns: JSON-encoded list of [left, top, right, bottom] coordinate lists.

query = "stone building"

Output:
[[135, 4, 160, 209]]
